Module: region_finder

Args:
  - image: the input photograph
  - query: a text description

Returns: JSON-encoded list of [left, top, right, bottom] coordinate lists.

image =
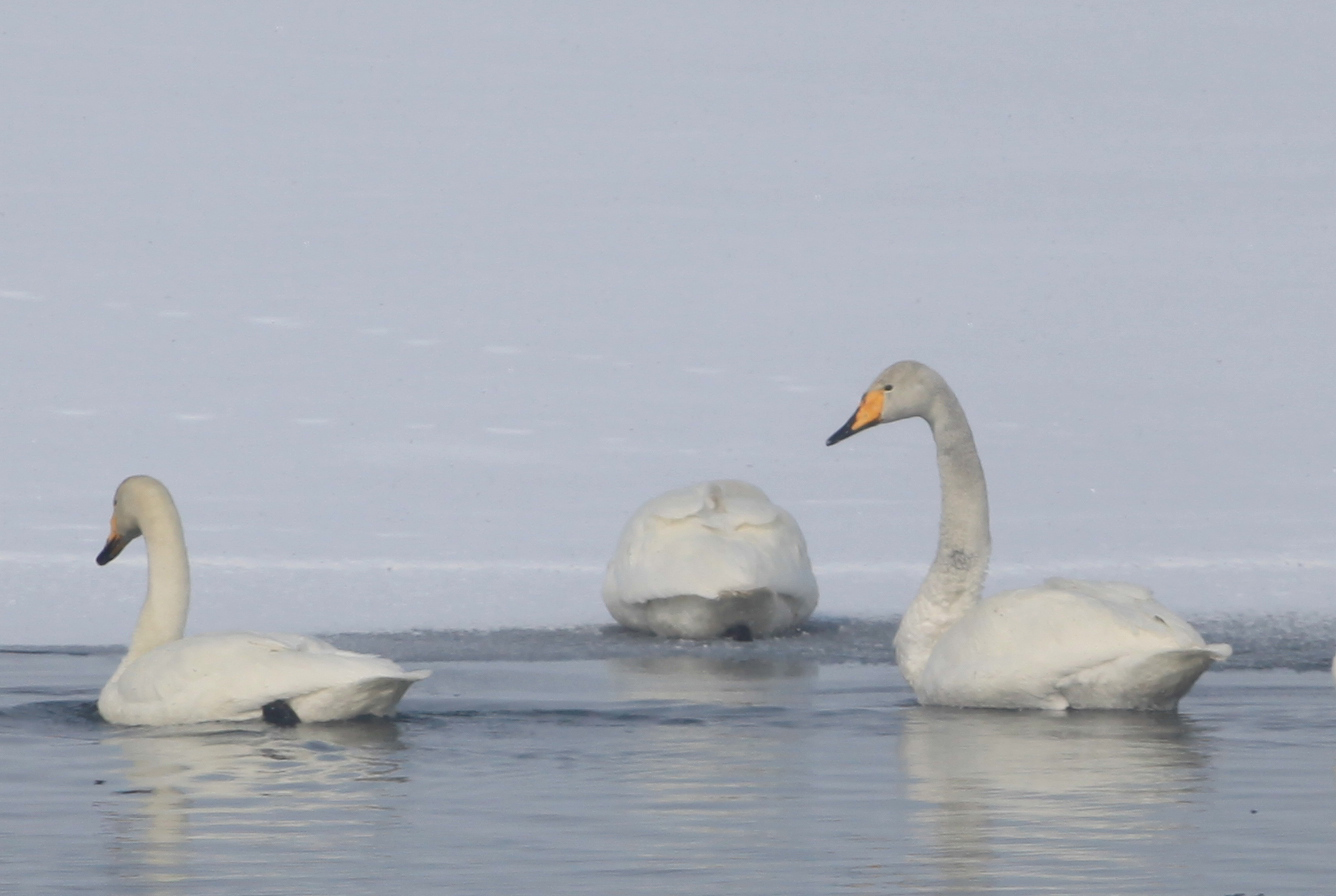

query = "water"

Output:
[[4, 618, 1336, 895]]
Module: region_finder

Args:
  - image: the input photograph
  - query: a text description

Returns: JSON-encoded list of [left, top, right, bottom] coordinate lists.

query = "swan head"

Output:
[[826, 360, 945, 446], [97, 475, 172, 565]]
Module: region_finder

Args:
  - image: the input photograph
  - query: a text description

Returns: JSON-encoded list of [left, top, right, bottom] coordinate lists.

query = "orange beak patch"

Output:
[[826, 389, 885, 446], [852, 389, 884, 431]]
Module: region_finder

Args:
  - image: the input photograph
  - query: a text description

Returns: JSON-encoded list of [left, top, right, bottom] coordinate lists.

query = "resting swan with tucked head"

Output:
[[603, 480, 818, 640], [96, 475, 428, 726], [827, 362, 1230, 710]]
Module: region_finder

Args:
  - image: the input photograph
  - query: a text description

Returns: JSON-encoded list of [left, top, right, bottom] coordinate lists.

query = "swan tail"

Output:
[[288, 671, 429, 723], [1057, 648, 1224, 711], [262, 699, 302, 727]]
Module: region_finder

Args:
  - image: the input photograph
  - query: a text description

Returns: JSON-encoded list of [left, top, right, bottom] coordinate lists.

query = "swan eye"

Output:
[[882, 384, 893, 392]]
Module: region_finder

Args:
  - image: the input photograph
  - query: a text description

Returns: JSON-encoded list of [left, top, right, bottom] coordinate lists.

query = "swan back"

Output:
[[641, 479, 781, 528], [1039, 578, 1215, 652], [603, 480, 818, 608]]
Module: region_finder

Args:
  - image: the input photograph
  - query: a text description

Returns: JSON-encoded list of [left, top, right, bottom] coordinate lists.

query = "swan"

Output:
[[602, 480, 819, 640], [95, 475, 429, 726], [826, 361, 1230, 710]]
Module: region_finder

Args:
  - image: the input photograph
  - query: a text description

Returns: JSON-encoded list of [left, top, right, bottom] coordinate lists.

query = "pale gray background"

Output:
[[2, 3, 1332, 642]]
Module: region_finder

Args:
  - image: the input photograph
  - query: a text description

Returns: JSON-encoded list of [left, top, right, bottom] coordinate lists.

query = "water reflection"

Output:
[[604, 656, 820, 886], [899, 708, 1211, 894], [101, 720, 407, 896], [608, 655, 816, 705]]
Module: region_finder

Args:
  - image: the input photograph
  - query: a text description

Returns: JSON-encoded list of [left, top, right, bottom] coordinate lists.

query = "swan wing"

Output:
[[1040, 578, 1231, 661], [918, 580, 1229, 709], [101, 632, 429, 725]]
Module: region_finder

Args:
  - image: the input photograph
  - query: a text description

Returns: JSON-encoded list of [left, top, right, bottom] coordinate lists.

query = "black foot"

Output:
[[261, 699, 301, 727], [722, 624, 754, 642]]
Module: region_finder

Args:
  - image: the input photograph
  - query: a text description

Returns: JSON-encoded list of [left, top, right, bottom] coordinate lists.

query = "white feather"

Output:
[[603, 480, 818, 639]]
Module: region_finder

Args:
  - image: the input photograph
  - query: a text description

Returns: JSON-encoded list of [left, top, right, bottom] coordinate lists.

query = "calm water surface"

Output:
[[3, 622, 1336, 895]]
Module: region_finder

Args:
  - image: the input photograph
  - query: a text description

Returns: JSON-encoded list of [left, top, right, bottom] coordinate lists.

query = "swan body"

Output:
[[96, 476, 428, 726], [603, 480, 819, 639], [827, 361, 1230, 710]]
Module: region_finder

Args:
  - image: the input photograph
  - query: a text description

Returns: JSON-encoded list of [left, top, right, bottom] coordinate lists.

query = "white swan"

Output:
[[602, 480, 819, 640], [826, 361, 1230, 710], [95, 475, 428, 726]]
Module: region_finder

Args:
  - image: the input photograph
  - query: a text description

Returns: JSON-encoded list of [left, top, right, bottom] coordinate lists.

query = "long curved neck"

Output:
[[894, 386, 991, 689], [123, 498, 191, 665]]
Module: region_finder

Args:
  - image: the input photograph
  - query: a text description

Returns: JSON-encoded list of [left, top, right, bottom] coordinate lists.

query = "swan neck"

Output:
[[123, 498, 191, 664], [894, 387, 991, 689]]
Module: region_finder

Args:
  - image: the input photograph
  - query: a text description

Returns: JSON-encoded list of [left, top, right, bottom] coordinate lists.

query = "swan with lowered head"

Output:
[[603, 480, 818, 640], [95, 475, 428, 726], [827, 361, 1230, 710]]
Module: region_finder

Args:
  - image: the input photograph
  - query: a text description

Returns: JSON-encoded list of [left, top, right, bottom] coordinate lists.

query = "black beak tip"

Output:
[[96, 541, 122, 566], [826, 412, 861, 447]]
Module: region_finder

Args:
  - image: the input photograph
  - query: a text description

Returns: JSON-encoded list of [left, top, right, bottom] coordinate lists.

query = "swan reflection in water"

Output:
[[605, 656, 820, 882], [898, 707, 1211, 894], [101, 718, 408, 896], [608, 654, 816, 705]]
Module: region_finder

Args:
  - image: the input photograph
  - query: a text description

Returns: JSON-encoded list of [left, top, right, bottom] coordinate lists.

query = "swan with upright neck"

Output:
[[96, 475, 428, 726], [827, 361, 1230, 710], [603, 480, 819, 640]]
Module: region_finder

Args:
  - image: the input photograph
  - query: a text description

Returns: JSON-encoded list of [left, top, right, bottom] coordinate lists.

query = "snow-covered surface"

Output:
[[2, 4, 1333, 643]]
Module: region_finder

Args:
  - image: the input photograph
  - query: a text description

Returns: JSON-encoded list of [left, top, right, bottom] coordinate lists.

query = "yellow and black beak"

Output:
[[826, 389, 885, 446], [96, 521, 131, 566]]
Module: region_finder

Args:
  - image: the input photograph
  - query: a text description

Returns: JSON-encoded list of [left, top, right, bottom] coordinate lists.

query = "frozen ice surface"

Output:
[[1, 4, 1334, 642]]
